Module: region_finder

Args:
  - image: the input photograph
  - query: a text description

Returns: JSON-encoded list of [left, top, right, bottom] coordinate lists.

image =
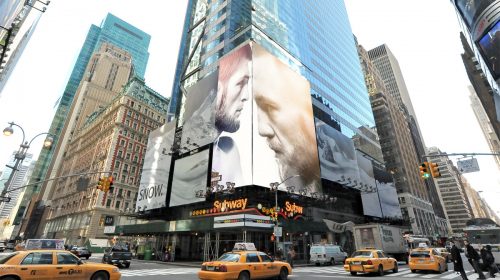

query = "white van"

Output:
[[310, 244, 347, 265]]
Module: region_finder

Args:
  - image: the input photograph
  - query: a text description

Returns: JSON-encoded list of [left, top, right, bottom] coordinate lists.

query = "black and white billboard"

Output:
[[135, 120, 176, 212], [170, 149, 210, 207]]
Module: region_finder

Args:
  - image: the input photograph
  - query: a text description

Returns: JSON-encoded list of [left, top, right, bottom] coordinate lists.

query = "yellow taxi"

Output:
[[343, 248, 398, 276], [434, 247, 451, 263], [0, 250, 121, 280], [409, 248, 447, 273], [198, 243, 292, 280]]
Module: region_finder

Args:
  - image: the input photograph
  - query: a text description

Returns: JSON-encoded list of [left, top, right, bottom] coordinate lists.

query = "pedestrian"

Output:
[[481, 245, 497, 278], [286, 247, 296, 268], [451, 241, 469, 280], [464, 240, 486, 279], [276, 247, 283, 261]]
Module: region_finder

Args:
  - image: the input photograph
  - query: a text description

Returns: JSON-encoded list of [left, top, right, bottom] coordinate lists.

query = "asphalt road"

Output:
[[1, 251, 496, 280]]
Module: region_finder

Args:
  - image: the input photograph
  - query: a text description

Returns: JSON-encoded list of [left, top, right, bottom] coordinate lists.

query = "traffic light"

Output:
[[429, 162, 441, 178], [419, 162, 430, 179], [108, 176, 114, 193], [97, 177, 105, 191]]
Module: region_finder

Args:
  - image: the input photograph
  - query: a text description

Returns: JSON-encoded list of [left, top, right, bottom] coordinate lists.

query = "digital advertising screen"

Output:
[[374, 166, 402, 218], [180, 71, 219, 150], [478, 21, 500, 79], [358, 152, 382, 218], [252, 43, 321, 196], [135, 120, 176, 212], [170, 149, 210, 207], [315, 118, 360, 188], [456, 0, 495, 28], [211, 44, 253, 188]]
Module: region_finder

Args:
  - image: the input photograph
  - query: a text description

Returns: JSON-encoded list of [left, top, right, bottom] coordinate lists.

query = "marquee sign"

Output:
[[191, 198, 248, 217], [214, 214, 273, 228]]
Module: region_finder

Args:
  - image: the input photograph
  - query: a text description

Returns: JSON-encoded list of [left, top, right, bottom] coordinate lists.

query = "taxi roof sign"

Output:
[[233, 242, 257, 251]]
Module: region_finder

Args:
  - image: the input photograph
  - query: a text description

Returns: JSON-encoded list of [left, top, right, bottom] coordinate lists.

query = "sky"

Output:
[[0, 0, 498, 215]]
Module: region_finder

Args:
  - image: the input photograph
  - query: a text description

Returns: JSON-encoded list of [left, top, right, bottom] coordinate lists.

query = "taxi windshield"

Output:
[[217, 253, 240, 262], [0, 252, 18, 264], [352, 251, 373, 257]]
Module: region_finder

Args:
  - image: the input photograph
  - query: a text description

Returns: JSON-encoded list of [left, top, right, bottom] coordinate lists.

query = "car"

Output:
[[0, 241, 6, 252], [0, 249, 121, 280], [434, 247, 451, 263], [71, 246, 92, 259], [310, 244, 347, 266], [102, 244, 132, 268], [344, 248, 398, 276], [409, 248, 448, 273], [6, 242, 15, 250], [198, 243, 292, 280]]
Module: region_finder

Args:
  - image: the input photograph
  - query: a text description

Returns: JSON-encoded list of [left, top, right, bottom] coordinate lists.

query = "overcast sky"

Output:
[[0, 0, 498, 214]]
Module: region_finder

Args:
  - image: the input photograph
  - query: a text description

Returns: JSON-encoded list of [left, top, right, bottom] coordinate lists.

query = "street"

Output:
[[0, 251, 494, 279]]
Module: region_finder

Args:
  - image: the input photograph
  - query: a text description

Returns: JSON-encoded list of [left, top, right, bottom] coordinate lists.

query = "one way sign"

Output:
[[457, 158, 480, 174]]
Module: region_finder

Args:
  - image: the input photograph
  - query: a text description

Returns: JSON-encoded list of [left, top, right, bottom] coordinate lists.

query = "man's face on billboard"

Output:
[[216, 47, 251, 133], [253, 47, 319, 184]]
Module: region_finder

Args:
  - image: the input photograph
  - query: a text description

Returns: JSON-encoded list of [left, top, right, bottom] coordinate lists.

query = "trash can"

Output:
[[144, 249, 152, 261]]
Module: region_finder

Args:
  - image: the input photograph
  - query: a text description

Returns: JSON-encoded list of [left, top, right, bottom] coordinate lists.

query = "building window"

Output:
[[106, 199, 112, 208], [115, 201, 121, 209]]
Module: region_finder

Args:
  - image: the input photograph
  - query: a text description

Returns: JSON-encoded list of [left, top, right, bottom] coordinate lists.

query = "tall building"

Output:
[[428, 147, 473, 233], [358, 43, 447, 237], [43, 77, 168, 243], [106, 0, 403, 262], [469, 86, 500, 169], [14, 14, 151, 237], [451, 1, 500, 105]]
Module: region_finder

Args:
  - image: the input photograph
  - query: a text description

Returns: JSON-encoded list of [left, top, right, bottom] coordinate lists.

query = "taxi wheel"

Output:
[[330, 258, 335, 265], [278, 267, 288, 280], [237, 271, 250, 280], [350, 271, 357, 276], [393, 262, 398, 273], [2, 277, 16, 280], [91, 271, 109, 280], [378, 265, 384, 276], [411, 269, 417, 273]]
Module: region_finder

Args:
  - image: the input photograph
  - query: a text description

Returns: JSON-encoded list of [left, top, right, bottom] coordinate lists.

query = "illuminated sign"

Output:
[[285, 201, 303, 215], [190, 198, 248, 217]]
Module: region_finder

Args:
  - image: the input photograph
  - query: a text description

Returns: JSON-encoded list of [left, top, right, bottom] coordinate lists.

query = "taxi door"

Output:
[[377, 251, 390, 270], [54, 252, 85, 280], [244, 253, 265, 278], [17, 251, 55, 280], [258, 252, 279, 278]]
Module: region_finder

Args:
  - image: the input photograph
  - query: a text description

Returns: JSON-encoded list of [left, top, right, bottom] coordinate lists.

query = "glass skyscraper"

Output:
[[170, 0, 374, 138], [14, 13, 151, 228]]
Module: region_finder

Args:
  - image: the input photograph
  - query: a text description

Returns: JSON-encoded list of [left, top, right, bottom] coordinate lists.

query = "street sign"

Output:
[[457, 158, 480, 173], [274, 226, 282, 237]]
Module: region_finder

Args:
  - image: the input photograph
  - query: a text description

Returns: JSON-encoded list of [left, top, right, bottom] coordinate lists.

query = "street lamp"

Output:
[[0, 122, 53, 203]]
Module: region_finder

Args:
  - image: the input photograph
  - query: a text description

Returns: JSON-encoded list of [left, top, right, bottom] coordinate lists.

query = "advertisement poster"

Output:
[[374, 166, 402, 218], [252, 43, 321, 196], [135, 121, 176, 212], [211, 44, 253, 188], [170, 149, 210, 207], [315, 118, 360, 188], [180, 71, 219, 150], [358, 152, 382, 218]]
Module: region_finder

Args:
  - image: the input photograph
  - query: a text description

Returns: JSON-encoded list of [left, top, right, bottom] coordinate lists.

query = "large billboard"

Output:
[[374, 166, 402, 218], [455, 0, 495, 28], [478, 21, 500, 79], [170, 149, 210, 207], [136, 121, 176, 212], [315, 118, 360, 187], [252, 44, 321, 195], [211, 44, 253, 187], [180, 71, 219, 150], [358, 152, 382, 218]]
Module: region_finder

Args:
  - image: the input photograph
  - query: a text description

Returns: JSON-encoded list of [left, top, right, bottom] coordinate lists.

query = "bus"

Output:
[[464, 218, 500, 265]]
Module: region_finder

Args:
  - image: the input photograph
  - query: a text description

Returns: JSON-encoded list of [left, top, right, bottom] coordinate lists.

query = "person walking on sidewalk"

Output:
[[451, 241, 469, 280], [465, 240, 486, 279], [286, 247, 296, 268], [481, 245, 497, 278]]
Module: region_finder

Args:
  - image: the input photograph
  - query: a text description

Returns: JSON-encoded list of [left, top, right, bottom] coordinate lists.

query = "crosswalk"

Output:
[[119, 266, 492, 279], [292, 266, 488, 279], [120, 267, 200, 277]]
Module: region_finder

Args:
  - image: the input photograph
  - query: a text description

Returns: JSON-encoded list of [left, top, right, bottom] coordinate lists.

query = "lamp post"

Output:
[[270, 174, 301, 257], [1, 122, 53, 204]]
